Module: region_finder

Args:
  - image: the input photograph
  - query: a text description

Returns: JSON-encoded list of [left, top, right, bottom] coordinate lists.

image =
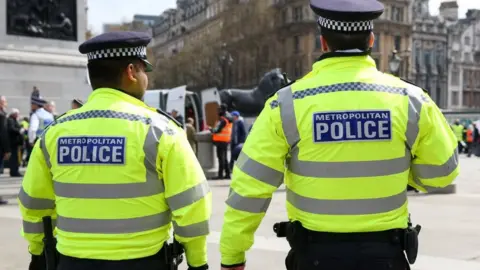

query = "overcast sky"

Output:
[[88, 0, 480, 34]]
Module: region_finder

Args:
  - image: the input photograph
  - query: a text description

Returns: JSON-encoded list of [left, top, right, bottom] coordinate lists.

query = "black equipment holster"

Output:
[[42, 216, 58, 270], [164, 238, 185, 270], [273, 215, 422, 265]]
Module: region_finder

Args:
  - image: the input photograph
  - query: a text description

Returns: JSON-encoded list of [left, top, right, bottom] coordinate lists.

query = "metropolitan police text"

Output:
[[57, 136, 126, 164], [313, 110, 392, 142]]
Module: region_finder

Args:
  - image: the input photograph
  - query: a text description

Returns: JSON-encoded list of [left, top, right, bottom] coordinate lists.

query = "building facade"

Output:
[[151, 0, 412, 88], [446, 7, 480, 109], [411, 0, 448, 108]]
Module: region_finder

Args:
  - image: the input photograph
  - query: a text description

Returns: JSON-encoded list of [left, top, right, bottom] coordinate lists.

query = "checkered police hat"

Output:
[[79, 31, 153, 72], [317, 16, 374, 32], [310, 0, 384, 33]]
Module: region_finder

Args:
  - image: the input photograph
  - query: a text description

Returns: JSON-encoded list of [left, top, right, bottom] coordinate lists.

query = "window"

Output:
[[293, 36, 301, 53], [424, 51, 431, 73], [282, 9, 288, 24], [293, 6, 303, 22], [451, 70, 460, 86], [372, 32, 380, 52], [391, 6, 404, 22], [464, 52, 472, 62], [452, 51, 461, 60], [464, 36, 471, 46], [394, 36, 401, 50], [451, 91, 459, 106]]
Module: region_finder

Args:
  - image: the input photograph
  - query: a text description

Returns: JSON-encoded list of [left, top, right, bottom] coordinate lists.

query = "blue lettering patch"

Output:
[[57, 136, 126, 165], [313, 110, 392, 143]]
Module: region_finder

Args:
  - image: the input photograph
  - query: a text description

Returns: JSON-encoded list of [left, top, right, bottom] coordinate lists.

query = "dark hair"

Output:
[[87, 57, 142, 90], [320, 28, 372, 51]]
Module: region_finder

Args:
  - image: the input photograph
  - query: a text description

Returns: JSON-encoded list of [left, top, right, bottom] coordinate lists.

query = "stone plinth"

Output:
[[0, 0, 90, 115]]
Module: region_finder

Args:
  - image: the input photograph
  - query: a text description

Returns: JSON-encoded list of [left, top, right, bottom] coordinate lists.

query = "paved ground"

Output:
[[1, 155, 479, 270]]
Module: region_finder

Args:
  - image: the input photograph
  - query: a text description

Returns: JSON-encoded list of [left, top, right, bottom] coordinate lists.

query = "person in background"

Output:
[[171, 109, 184, 125], [28, 96, 54, 147], [186, 117, 198, 155], [451, 119, 465, 153], [45, 100, 59, 119], [31, 86, 40, 99], [20, 117, 29, 167], [7, 108, 23, 177], [0, 96, 10, 205], [210, 104, 233, 179], [229, 111, 247, 170], [71, 98, 84, 109]]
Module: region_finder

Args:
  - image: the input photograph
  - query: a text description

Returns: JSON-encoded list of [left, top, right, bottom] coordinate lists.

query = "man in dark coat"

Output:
[[7, 108, 23, 177]]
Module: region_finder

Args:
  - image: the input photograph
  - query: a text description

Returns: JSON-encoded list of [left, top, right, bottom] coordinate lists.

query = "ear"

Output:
[[369, 32, 375, 48], [126, 63, 137, 83], [320, 35, 329, 52]]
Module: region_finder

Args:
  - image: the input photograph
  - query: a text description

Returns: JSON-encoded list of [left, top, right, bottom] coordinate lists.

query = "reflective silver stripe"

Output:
[[56, 211, 172, 234], [277, 86, 300, 149], [18, 187, 55, 210], [412, 151, 458, 179], [405, 86, 424, 150], [287, 188, 407, 215], [39, 132, 52, 168], [288, 148, 411, 178], [23, 219, 56, 234], [167, 181, 210, 211], [225, 190, 271, 213], [236, 151, 284, 187], [54, 115, 170, 199], [173, 220, 209, 238]]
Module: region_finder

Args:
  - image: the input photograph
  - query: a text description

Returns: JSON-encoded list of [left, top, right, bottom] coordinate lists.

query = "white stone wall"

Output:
[[0, 0, 90, 116]]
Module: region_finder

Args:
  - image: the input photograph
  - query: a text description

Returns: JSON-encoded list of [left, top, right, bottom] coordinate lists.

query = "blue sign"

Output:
[[57, 136, 126, 165], [313, 110, 392, 143]]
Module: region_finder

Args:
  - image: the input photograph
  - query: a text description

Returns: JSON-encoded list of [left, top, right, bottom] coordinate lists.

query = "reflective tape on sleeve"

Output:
[[287, 188, 407, 215], [225, 190, 271, 213], [23, 219, 57, 234], [167, 181, 211, 211], [18, 187, 55, 210], [236, 151, 284, 187], [173, 220, 209, 238], [412, 151, 458, 179]]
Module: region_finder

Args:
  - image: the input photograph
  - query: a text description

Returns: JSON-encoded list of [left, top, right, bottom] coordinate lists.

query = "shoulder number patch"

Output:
[[313, 110, 392, 143], [57, 136, 126, 165]]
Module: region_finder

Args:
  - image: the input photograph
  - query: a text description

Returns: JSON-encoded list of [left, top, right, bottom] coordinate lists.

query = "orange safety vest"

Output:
[[466, 129, 474, 143], [212, 116, 232, 143]]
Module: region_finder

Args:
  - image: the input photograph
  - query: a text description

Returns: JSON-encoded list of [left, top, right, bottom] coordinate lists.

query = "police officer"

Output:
[[210, 104, 233, 179], [219, 0, 459, 269], [19, 31, 211, 270]]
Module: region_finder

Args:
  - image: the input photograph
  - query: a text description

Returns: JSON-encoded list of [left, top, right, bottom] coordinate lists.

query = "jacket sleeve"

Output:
[[0, 114, 10, 152], [160, 123, 212, 268], [211, 118, 226, 134], [28, 113, 39, 144], [409, 92, 459, 192], [220, 98, 289, 266], [18, 137, 56, 255]]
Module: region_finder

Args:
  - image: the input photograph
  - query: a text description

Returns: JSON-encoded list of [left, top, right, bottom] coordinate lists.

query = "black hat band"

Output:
[[86, 46, 147, 60], [317, 16, 374, 32]]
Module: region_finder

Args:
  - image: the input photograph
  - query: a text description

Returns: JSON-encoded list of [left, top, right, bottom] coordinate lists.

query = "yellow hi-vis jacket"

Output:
[[220, 55, 459, 265], [452, 124, 464, 142], [18, 88, 212, 267]]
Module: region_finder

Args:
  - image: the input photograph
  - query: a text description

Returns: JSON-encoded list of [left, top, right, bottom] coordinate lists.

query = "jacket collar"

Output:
[[311, 50, 377, 75], [88, 88, 150, 109]]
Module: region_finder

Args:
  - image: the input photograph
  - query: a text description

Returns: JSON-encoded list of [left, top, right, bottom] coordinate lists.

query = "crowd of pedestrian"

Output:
[[0, 88, 84, 204], [451, 119, 480, 157]]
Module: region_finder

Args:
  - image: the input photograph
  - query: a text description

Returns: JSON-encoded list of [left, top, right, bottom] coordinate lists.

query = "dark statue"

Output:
[[219, 69, 289, 117], [6, 0, 77, 41]]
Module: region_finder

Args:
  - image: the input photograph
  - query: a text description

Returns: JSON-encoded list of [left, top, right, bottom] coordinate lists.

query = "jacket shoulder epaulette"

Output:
[[400, 78, 429, 94], [266, 80, 297, 100], [156, 108, 184, 129]]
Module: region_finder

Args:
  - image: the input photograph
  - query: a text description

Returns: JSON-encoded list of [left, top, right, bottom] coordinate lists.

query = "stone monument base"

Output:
[[0, 46, 89, 116]]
